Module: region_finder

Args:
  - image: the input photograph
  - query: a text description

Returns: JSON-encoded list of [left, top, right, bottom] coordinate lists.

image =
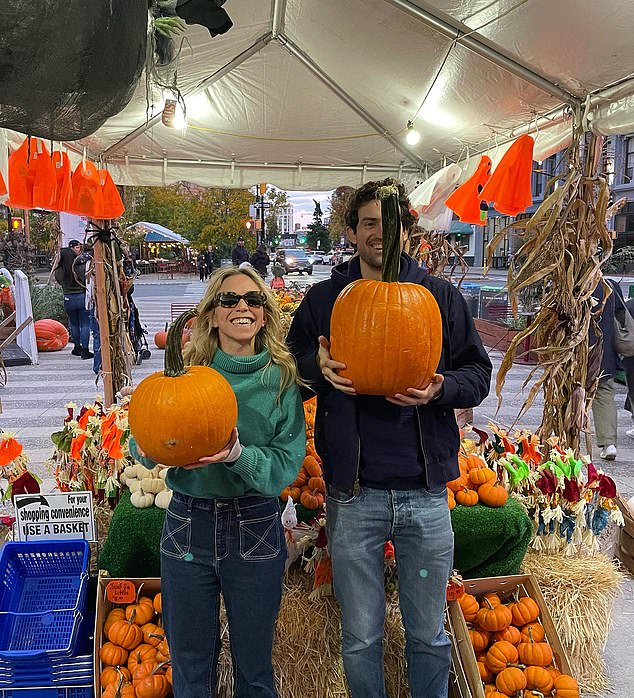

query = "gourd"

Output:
[[495, 666, 527, 695], [552, 674, 580, 697], [140, 477, 166, 494], [478, 481, 509, 508], [129, 310, 238, 466], [329, 185, 442, 396], [485, 641, 519, 673], [107, 617, 143, 650], [458, 593, 479, 623], [130, 490, 154, 508], [155, 489, 173, 509], [127, 478, 141, 494], [524, 665, 554, 693], [99, 642, 129, 666], [34, 319, 69, 352], [476, 598, 512, 632], [509, 596, 540, 625]]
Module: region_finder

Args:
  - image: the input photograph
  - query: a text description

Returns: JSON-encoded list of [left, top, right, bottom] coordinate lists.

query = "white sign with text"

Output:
[[14, 491, 97, 542]]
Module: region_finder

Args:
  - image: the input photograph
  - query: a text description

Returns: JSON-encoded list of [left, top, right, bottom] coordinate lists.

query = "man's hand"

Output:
[[183, 428, 240, 470], [386, 374, 444, 406], [317, 336, 356, 395]]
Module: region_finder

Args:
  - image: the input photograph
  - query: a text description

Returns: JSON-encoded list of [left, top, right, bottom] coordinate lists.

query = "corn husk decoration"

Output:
[[486, 130, 612, 452]]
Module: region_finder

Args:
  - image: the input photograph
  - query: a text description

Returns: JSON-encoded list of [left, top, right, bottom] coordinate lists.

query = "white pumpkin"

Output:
[[120, 471, 128, 486], [158, 468, 170, 481], [124, 464, 140, 479], [155, 489, 173, 509], [127, 478, 141, 494], [140, 477, 166, 494], [130, 490, 155, 508]]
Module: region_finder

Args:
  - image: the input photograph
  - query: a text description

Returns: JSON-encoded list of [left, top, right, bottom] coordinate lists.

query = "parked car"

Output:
[[276, 248, 313, 275], [322, 251, 334, 264], [331, 248, 355, 265], [309, 252, 325, 265]]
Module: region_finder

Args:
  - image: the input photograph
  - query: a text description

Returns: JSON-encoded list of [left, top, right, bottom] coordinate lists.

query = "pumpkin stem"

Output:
[[165, 309, 198, 378], [483, 597, 495, 610], [376, 184, 402, 284]]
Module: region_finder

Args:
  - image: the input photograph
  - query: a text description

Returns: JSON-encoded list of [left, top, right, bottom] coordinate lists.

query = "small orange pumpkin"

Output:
[[492, 625, 521, 646], [552, 674, 580, 698], [300, 489, 324, 510], [307, 476, 325, 493], [141, 622, 165, 647], [520, 621, 545, 643], [485, 641, 519, 673], [153, 593, 162, 614], [478, 661, 493, 683], [481, 593, 502, 608], [103, 677, 136, 698], [154, 325, 168, 350], [476, 599, 512, 632], [478, 481, 509, 508], [509, 596, 540, 626], [108, 618, 143, 650], [447, 474, 468, 493], [447, 488, 456, 510], [468, 627, 490, 652], [101, 665, 132, 687], [456, 487, 478, 507], [127, 644, 158, 672], [518, 626, 553, 667], [495, 666, 527, 695], [468, 467, 496, 486], [104, 608, 126, 637], [458, 593, 479, 623], [99, 642, 129, 667], [126, 596, 155, 626], [524, 665, 554, 693], [136, 672, 171, 698], [302, 456, 321, 477]]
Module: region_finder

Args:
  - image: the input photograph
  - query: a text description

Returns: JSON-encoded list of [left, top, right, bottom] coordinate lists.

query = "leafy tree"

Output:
[[307, 199, 330, 251], [327, 186, 354, 248]]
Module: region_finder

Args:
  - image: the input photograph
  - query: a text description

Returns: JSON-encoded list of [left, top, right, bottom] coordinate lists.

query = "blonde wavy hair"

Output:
[[183, 266, 302, 395]]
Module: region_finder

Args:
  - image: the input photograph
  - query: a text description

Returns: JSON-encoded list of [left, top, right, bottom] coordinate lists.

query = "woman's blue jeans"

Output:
[[63, 291, 89, 348], [326, 486, 454, 698], [161, 491, 286, 698]]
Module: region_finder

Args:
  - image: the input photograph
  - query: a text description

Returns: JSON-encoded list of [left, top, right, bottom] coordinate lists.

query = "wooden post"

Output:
[[92, 222, 115, 407]]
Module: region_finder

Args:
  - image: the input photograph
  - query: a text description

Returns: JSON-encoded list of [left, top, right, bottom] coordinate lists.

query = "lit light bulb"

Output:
[[406, 120, 421, 146], [172, 104, 187, 130]]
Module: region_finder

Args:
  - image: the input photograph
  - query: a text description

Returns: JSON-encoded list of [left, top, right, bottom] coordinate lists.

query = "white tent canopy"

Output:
[[39, 1, 634, 190]]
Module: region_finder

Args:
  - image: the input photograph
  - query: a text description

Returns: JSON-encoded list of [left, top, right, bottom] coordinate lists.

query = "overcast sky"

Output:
[[287, 190, 333, 227]]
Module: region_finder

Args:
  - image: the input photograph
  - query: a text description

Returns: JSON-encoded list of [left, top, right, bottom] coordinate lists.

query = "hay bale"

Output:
[[217, 567, 409, 696], [522, 550, 624, 694]]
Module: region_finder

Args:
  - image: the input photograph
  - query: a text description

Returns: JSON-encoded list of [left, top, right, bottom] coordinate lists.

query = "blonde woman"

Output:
[[129, 266, 305, 698]]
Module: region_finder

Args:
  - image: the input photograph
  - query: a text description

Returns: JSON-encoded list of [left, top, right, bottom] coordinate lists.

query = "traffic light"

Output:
[[245, 220, 252, 230], [11, 218, 24, 232]]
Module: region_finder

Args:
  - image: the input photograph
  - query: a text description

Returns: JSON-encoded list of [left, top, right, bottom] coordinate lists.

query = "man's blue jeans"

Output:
[[161, 492, 286, 698], [326, 486, 454, 698], [63, 291, 89, 348]]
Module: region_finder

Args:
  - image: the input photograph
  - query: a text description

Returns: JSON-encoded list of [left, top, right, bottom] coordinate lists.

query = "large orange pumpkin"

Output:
[[329, 186, 442, 396], [34, 319, 69, 352], [129, 310, 238, 467]]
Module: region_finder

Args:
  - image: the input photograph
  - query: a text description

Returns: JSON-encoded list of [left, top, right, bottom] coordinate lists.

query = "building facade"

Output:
[[277, 204, 294, 238]]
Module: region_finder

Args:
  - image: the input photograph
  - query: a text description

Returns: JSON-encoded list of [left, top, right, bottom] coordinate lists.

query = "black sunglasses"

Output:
[[215, 291, 267, 308]]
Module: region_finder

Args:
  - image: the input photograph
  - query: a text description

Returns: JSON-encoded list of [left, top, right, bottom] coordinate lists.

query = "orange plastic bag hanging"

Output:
[[96, 169, 125, 219], [480, 134, 534, 216], [444, 155, 492, 225], [69, 160, 102, 217], [7, 137, 36, 209], [31, 140, 57, 210], [0, 171, 6, 199], [51, 150, 73, 212]]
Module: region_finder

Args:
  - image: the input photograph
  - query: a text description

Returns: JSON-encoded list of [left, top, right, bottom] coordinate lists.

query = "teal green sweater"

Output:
[[129, 349, 306, 498]]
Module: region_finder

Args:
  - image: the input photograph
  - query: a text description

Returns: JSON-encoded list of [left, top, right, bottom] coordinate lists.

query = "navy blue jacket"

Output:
[[286, 254, 492, 491]]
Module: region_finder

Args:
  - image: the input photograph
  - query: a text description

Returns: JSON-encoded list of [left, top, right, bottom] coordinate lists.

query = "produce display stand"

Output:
[[447, 574, 572, 698]]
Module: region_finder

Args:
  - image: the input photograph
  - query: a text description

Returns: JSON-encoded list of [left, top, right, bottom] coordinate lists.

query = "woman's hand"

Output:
[[182, 428, 240, 470]]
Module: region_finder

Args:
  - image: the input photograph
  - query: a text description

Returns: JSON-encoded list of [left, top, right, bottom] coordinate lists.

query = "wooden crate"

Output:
[[94, 574, 162, 698], [447, 574, 572, 698]]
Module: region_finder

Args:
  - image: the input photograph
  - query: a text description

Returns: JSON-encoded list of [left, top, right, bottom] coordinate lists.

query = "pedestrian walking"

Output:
[[231, 236, 249, 266], [250, 244, 270, 279], [54, 240, 93, 359], [197, 250, 208, 281], [286, 178, 492, 698]]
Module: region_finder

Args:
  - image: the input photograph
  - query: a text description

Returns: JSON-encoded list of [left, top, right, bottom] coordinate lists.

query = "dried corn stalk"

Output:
[[406, 225, 468, 286], [486, 130, 612, 451]]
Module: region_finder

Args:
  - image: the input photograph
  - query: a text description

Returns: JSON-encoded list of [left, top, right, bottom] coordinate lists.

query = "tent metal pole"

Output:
[[102, 33, 273, 159], [272, 0, 287, 38], [384, 0, 580, 106], [278, 35, 425, 169]]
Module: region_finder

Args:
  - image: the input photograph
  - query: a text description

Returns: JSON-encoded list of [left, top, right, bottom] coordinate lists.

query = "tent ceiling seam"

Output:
[[271, 0, 287, 38], [384, 0, 580, 107], [276, 34, 425, 170]]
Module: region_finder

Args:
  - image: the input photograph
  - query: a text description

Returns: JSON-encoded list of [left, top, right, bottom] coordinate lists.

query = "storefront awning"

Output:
[[449, 221, 476, 236]]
